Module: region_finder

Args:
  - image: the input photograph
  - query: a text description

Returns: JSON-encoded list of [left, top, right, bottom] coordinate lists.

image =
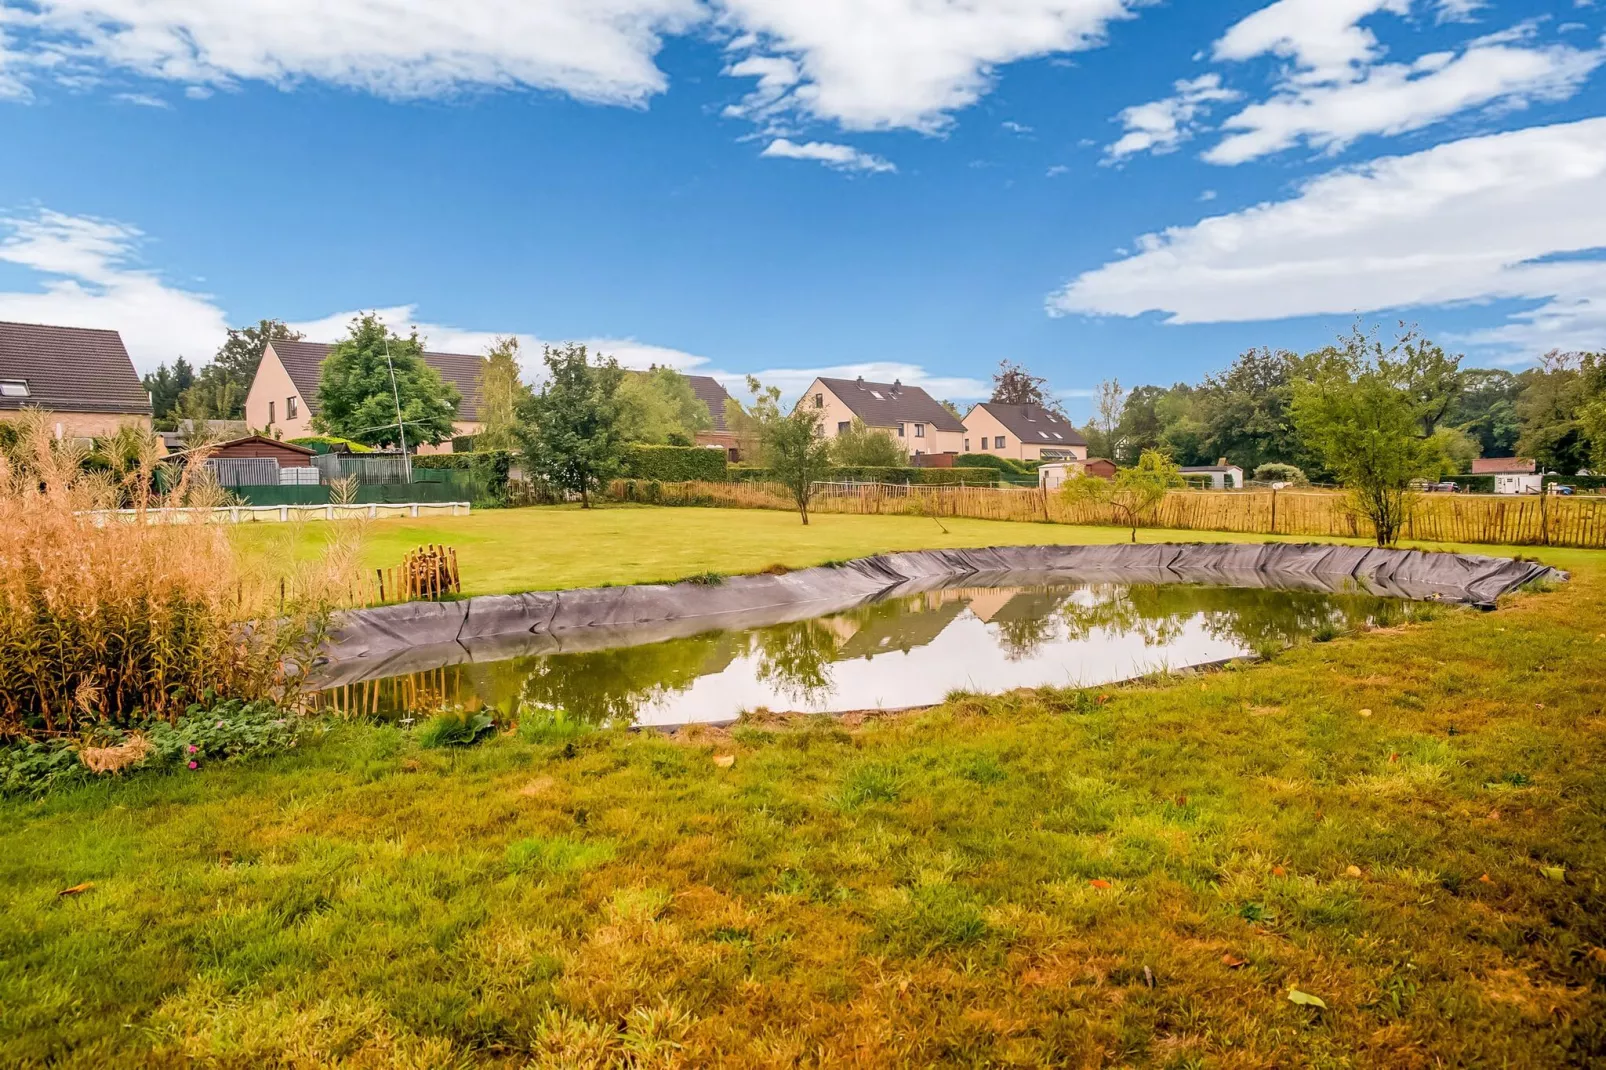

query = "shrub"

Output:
[[1253, 463, 1308, 485], [417, 709, 496, 748], [729, 465, 995, 486], [0, 412, 359, 738], [288, 436, 372, 454], [621, 444, 728, 482], [411, 450, 514, 505], [956, 454, 1038, 477]]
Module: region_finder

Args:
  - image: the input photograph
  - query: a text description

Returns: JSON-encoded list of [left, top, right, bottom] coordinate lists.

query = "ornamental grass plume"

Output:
[[0, 411, 361, 739]]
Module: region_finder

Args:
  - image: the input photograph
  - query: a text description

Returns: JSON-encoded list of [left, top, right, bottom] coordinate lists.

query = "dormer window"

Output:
[[812, 393, 823, 408], [0, 379, 28, 398]]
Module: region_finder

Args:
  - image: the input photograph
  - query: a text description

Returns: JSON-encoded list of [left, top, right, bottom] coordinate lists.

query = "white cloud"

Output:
[[727, 362, 990, 403], [1213, 0, 1408, 83], [1436, 0, 1486, 23], [0, 209, 228, 371], [1207, 30, 1604, 164], [1, 0, 701, 104], [718, 0, 1136, 132], [1105, 73, 1238, 160], [1002, 120, 1033, 133], [111, 90, 167, 107], [1048, 117, 1606, 357], [760, 137, 895, 173]]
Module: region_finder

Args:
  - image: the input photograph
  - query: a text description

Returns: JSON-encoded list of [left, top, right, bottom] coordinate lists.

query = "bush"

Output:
[[417, 709, 496, 748], [412, 450, 514, 506], [729, 466, 996, 486], [1252, 463, 1308, 485], [621, 444, 728, 482], [288, 436, 372, 454], [956, 454, 1038, 477], [0, 412, 354, 737]]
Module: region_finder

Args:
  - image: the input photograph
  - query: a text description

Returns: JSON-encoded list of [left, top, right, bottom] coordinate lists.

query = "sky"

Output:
[[0, 0, 1603, 417]]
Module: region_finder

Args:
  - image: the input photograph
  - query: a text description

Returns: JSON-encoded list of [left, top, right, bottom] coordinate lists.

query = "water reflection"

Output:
[[311, 582, 1406, 727]]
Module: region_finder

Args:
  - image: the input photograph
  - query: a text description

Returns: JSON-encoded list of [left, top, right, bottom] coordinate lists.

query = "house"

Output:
[[962, 403, 1088, 462], [1471, 457, 1537, 475], [795, 376, 966, 457], [1038, 458, 1117, 490], [0, 320, 153, 440], [1180, 463, 1243, 490], [245, 339, 486, 453], [686, 374, 740, 458]]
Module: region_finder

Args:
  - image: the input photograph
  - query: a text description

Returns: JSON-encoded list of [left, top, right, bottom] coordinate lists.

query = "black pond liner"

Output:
[[309, 543, 1564, 689]]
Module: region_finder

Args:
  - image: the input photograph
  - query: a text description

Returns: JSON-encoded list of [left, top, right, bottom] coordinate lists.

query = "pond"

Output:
[[311, 577, 1422, 728]]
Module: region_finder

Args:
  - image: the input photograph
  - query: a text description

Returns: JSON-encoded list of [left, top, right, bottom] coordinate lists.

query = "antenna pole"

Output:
[[384, 334, 412, 483]]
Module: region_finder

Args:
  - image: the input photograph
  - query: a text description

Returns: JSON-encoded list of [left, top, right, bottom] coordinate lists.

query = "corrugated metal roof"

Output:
[[0, 320, 151, 414]]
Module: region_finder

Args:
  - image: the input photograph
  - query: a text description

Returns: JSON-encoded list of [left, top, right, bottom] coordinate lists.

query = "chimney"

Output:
[[1217, 457, 1228, 466], [892, 378, 902, 390]]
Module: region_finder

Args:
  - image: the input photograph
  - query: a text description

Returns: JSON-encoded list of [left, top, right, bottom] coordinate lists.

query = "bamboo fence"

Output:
[[367, 544, 462, 605], [607, 479, 1606, 549]]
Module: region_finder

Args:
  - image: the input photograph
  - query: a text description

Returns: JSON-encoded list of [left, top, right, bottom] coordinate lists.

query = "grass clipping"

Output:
[[0, 413, 363, 737]]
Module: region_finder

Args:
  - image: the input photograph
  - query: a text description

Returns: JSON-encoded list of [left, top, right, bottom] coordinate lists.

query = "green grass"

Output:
[[4, 514, 1605, 1064], [237, 501, 1573, 597]]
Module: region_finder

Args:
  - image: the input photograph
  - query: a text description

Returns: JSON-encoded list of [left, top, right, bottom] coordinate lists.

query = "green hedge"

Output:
[[287, 436, 372, 454], [729, 465, 998, 486], [411, 451, 514, 505], [955, 454, 1040, 476], [1545, 473, 1606, 492], [621, 444, 728, 482]]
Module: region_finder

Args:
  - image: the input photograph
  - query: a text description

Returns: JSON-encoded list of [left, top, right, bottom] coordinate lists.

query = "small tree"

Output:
[[475, 336, 530, 452], [1061, 449, 1182, 542], [1291, 340, 1442, 546], [991, 360, 1065, 416], [831, 418, 907, 466], [1252, 462, 1308, 485], [516, 343, 625, 508], [315, 314, 461, 448], [1082, 378, 1126, 459], [765, 404, 832, 525]]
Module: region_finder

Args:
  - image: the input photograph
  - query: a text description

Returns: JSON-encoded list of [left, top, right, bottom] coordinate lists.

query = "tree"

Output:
[[516, 343, 625, 508], [179, 319, 301, 420], [990, 360, 1064, 416], [1192, 347, 1313, 476], [1060, 449, 1183, 543], [1397, 331, 1464, 438], [615, 366, 711, 445], [142, 357, 194, 425], [726, 378, 832, 523], [475, 336, 531, 452], [1081, 378, 1126, 460], [1252, 463, 1307, 485], [313, 314, 461, 448], [1516, 351, 1597, 474], [1291, 334, 1443, 546], [831, 418, 907, 466], [1450, 368, 1522, 458]]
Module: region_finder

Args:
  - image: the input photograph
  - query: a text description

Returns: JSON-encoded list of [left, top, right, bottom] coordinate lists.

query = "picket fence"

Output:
[[607, 479, 1606, 549]]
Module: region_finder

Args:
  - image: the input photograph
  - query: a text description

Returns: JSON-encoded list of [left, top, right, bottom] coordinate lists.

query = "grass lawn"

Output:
[[235, 502, 1562, 597], [3, 512, 1604, 1065]]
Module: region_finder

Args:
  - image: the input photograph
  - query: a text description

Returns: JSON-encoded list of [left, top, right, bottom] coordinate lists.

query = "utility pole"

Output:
[[383, 335, 412, 483]]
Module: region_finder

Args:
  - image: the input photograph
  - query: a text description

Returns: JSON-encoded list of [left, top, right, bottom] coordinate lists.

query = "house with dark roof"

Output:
[[245, 339, 486, 453], [797, 376, 966, 456], [0, 320, 153, 440], [684, 374, 741, 458], [961, 402, 1087, 462]]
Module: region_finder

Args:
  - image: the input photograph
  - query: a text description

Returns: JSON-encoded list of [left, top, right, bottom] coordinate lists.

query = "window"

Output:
[[914, 423, 924, 438], [870, 390, 884, 400], [813, 393, 824, 408], [0, 379, 28, 397], [964, 438, 969, 452], [994, 436, 1005, 449], [1051, 432, 1063, 440], [837, 421, 850, 435], [896, 425, 904, 437], [287, 396, 298, 419], [268, 401, 275, 424]]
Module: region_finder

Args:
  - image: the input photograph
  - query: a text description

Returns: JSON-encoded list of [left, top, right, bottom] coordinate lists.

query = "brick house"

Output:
[[961, 403, 1088, 462], [245, 339, 486, 453], [0, 320, 153, 440], [687, 374, 740, 458], [795, 376, 966, 457]]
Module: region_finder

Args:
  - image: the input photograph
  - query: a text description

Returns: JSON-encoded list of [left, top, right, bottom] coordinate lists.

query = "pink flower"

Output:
[[215, 720, 225, 728], [187, 744, 198, 753], [187, 760, 199, 770]]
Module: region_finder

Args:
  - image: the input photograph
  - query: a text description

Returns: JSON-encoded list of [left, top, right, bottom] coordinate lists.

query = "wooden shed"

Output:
[[208, 436, 317, 467]]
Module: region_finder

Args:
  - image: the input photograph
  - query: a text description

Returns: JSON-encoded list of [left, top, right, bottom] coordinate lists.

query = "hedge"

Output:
[[287, 436, 372, 454], [411, 450, 514, 505], [621, 444, 728, 482], [729, 465, 999, 486], [955, 454, 1041, 476]]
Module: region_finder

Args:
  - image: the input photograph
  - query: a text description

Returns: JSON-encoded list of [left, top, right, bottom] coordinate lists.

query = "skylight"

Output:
[[0, 380, 29, 398], [870, 390, 883, 399]]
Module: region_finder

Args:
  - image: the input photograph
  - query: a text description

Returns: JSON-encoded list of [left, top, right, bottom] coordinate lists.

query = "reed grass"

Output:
[[0, 412, 363, 739]]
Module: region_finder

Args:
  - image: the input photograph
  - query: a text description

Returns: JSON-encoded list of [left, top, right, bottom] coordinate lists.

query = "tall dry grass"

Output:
[[0, 412, 363, 739]]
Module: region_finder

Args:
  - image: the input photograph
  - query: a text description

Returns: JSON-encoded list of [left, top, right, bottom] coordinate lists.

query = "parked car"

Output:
[[1421, 481, 1459, 493]]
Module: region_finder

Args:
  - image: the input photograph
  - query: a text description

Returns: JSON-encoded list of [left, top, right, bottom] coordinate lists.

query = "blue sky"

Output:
[[1, 0, 1603, 417]]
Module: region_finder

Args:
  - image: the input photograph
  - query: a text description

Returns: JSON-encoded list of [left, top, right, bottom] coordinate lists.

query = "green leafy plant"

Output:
[[1060, 449, 1184, 542], [417, 709, 496, 748]]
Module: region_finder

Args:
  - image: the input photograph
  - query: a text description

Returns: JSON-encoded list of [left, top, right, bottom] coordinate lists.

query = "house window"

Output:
[[994, 436, 1005, 449], [964, 438, 969, 452], [268, 401, 275, 425], [287, 396, 298, 419], [914, 423, 925, 438], [896, 425, 904, 437], [0, 379, 28, 397], [837, 421, 850, 435], [813, 393, 824, 408]]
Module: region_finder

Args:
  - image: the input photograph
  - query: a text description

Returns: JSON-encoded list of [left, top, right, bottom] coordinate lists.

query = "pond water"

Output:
[[312, 579, 1417, 728]]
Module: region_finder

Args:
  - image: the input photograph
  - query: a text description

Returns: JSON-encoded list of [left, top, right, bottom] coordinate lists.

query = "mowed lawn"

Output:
[[2, 510, 1604, 1065], [232, 502, 1556, 597]]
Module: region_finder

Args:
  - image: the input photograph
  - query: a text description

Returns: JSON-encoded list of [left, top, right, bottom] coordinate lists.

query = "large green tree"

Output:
[[615, 367, 711, 445], [475, 336, 531, 452], [1515, 351, 1598, 474], [1449, 368, 1522, 458], [516, 343, 626, 508], [1192, 347, 1314, 476], [141, 357, 195, 426], [313, 314, 461, 448]]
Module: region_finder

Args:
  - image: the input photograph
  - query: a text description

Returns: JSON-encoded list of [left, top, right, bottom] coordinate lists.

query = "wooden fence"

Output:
[[607, 479, 1606, 549]]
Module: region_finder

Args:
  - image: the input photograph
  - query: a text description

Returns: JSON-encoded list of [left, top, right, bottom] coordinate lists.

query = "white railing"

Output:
[[82, 502, 472, 525]]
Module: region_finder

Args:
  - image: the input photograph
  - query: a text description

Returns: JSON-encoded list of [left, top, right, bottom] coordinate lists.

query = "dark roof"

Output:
[[686, 374, 732, 432], [266, 340, 485, 422], [817, 377, 964, 432], [0, 320, 151, 414], [968, 402, 1086, 446]]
